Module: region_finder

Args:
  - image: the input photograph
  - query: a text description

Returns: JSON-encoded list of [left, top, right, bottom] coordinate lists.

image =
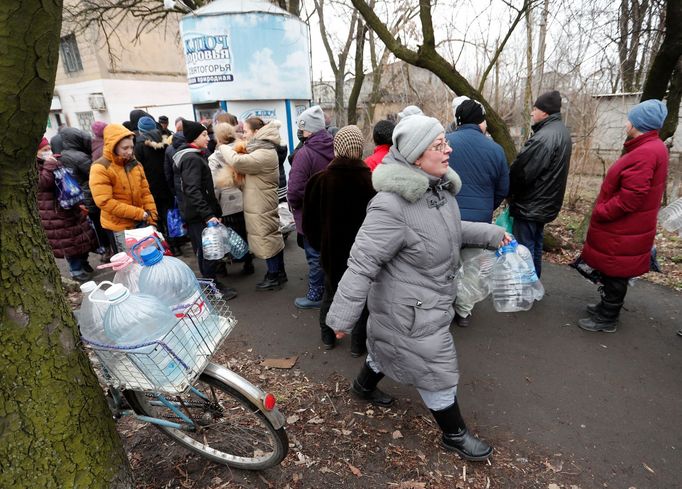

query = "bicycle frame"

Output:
[[109, 363, 286, 432]]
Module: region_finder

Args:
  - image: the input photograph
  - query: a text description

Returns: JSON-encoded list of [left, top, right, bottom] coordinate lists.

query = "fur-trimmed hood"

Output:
[[372, 146, 461, 202]]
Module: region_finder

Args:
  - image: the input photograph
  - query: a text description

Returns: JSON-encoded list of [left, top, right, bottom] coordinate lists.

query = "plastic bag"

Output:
[[53, 167, 84, 209], [167, 199, 187, 238], [495, 207, 514, 234], [278, 202, 296, 235]]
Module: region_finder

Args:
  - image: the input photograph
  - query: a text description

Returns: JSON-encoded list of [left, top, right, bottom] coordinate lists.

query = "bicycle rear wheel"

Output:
[[126, 370, 288, 470]]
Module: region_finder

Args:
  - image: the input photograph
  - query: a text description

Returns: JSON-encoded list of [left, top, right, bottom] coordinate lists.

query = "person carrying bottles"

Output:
[[577, 99, 669, 333], [447, 98, 509, 327], [90, 124, 158, 254], [173, 119, 238, 300], [326, 113, 510, 461]]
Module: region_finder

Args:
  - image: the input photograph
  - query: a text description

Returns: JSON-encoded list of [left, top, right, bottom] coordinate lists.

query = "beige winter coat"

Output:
[[219, 121, 284, 259]]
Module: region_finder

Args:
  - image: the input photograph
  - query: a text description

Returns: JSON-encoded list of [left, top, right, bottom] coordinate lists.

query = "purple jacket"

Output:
[[287, 130, 335, 233]]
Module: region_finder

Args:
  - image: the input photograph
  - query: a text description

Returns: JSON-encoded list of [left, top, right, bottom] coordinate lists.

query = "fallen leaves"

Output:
[[347, 462, 362, 477]]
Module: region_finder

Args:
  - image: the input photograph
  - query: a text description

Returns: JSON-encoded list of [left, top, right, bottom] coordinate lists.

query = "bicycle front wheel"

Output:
[[126, 370, 288, 470]]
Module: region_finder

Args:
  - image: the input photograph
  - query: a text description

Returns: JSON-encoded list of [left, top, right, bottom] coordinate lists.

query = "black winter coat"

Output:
[[509, 113, 572, 223], [302, 156, 376, 286], [134, 130, 173, 206], [276, 144, 288, 202], [60, 128, 95, 211], [173, 144, 221, 224], [164, 131, 185, 197]]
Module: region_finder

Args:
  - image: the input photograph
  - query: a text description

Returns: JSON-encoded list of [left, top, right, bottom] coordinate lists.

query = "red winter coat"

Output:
[[37, 157, 96, 259], [581, 131, 668, 278], [364, 144, 390, 172]]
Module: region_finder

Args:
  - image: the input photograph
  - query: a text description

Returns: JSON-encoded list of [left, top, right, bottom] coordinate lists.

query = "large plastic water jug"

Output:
[[456, 249, 496, 306], [97, 252, 142, 292], [516, 244, 545, 301], [223, 226, 249, 260], [202, 221, 227, 260], [658, 197, 682, 235], [132, 236, 215, 353], [76, 281, 110, 342], [491, 240, 534, 312], [100, 283, 193, 389]]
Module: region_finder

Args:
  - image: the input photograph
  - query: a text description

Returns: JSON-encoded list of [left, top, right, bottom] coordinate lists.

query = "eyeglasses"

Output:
[[427, 140, 450, 153]]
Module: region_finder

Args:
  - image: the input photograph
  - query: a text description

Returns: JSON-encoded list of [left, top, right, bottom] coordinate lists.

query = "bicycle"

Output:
[[82, 280, 289, 470]]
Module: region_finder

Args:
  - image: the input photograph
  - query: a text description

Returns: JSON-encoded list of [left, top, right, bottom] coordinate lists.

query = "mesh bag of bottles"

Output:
[[82, 281, 237, 395]]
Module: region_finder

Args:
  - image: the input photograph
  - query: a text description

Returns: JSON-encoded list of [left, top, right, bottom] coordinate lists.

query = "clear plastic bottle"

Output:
[[76, 281, 110, 342], [202, 221, 227, 260], [102, 283, 194, 389], [658, 197, 682, 234], [516, 244, 545, 301], [491, 241, 534, 313], [456, 249, 496, 305], [132, 237, 214, 353], [224, 226, 249, 260]]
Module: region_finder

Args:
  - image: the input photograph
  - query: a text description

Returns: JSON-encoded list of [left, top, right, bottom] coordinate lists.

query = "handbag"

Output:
[[495, 207, 514, 234], [53, 166, 84, 209], [167, 198, 187, 238]]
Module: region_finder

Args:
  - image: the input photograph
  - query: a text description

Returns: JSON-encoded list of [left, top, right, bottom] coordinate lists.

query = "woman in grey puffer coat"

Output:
[[326, 113, 509, 461]]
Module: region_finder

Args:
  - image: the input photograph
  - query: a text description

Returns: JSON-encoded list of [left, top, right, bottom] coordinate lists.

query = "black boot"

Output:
[[430, 399, 493, 461], [321, 325, 336, 350], [255, 272, 284, 291], [241, 255, 255, 275], [351, 362, 394, 407], [578, 300, 622, 333]]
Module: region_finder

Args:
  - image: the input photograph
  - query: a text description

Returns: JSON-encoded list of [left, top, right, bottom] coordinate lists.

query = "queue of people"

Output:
[[35, 94, 671, 461]]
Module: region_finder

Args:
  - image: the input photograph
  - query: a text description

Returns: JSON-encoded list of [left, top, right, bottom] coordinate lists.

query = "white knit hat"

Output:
[[398, 105, 423, 120], [392, 115, 444, 164], [451, 95, 470, 122]]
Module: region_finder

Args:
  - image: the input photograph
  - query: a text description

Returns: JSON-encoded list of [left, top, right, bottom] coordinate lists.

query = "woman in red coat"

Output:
[[578, 99, 669, 332], [36, 138, 97, 282]]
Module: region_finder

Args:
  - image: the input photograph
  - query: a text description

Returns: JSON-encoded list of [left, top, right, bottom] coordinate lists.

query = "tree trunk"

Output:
[[350, 0, 518, 162], [641, 0, 682, 101], [534, 0, 550, 95], [523, 5, 534, 139], [347, 20, 367, 125], [0, 2, 133, 488]]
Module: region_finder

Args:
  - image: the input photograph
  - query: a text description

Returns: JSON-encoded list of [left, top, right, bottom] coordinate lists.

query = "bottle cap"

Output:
[[140, 245, 163, 266], [496, 239, 518, 256], [207, 221, 218, 227], [80, 281, 97, 293], [104, 283, 130, 303]]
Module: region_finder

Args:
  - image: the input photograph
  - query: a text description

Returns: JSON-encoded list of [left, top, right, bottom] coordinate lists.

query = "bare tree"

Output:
[[348, 0, 534, 162], [314, 0, 359, 126]]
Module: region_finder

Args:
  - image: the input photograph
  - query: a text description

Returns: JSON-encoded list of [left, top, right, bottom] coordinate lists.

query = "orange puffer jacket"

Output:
[[90, 124, 157, 231]]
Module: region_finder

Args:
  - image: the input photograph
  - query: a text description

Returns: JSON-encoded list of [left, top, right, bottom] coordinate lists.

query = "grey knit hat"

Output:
[[333, 125, 364, 159], [297, 105, 326, 133], [392, 114, 444, 164], [397, 105, 423, 120]]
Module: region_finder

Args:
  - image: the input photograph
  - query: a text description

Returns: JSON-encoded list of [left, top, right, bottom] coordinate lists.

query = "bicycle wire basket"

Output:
[[82, 280, 236, 395]]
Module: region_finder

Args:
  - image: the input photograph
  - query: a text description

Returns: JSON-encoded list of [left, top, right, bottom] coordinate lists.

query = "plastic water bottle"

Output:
[[202, 221, 227, 260], [132, 237, 215, 353], [77, 281, 110, 342], [491, 240, 534, 312], [516, 244, 545, 301], [658, 197, 682, 234], [224, 227, 249, 260], [456, 249, 496, 305], [101, 284, 193, 389]]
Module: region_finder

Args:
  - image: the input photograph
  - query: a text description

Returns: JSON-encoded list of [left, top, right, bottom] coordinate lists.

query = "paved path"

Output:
[[70, 238, 682, 488]]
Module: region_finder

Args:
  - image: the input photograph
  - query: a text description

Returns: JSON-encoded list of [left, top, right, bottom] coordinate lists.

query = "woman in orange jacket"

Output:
[[90, 124, 157, 252]]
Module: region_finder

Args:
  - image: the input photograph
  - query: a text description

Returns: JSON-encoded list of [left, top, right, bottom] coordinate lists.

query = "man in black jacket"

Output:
[[508, 90, 572, 278], [172, 119, 237, 300]]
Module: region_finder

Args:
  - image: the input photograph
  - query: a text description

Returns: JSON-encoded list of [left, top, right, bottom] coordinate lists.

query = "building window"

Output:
[[60, 34, 83, 73], [76, 111, 95, 133]]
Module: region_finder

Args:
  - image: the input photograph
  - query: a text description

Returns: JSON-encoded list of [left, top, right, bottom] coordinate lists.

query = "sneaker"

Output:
[[71, 272, 92, 283], [295, 297, 322, 309]]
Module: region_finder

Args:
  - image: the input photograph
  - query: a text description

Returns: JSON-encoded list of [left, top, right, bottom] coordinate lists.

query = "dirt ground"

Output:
[[120, 348, 587, 489]]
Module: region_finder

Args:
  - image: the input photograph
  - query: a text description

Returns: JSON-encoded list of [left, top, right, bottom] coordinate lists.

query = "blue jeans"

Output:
[[303, 238, 324, 301], [266, 250, 285, 274], [512, 218, 545, 278], [65, 254, 88, 276]]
